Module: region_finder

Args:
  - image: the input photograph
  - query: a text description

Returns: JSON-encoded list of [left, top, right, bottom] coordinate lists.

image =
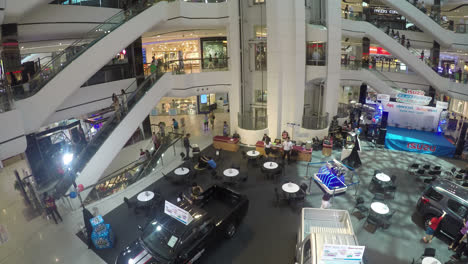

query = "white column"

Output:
[[227, 0, 241, 134], [324, 0, 341, 119]]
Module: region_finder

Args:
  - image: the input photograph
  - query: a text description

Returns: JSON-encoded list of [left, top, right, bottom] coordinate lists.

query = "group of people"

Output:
[[111, 90, 128, 122], [423, 211, 468, 261], [261, 132, 294, 164]]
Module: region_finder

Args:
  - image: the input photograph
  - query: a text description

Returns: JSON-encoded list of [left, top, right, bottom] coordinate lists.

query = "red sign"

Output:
[[407, 143, 436, 152], [406, 89, 425, 96], [369, 46, 391, 55]]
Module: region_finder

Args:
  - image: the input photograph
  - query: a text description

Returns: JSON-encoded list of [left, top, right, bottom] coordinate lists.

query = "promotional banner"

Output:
[[406, 89, 425, 96], [164, 200, 193, 225], [383, 102, 442, 130], [322, 244, 365, 261], [385, 127, 455, 157], [396, 93, 432, 106]]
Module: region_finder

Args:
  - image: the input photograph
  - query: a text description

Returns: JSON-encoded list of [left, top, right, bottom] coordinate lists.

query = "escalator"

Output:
[[381, 0, 468, 50], [15, 1, 170, 132], [55, 71, 173, 197], [342, 19, 468, 101]]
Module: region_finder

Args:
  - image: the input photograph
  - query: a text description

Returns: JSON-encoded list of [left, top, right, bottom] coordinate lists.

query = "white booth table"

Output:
[[247, 150, 260, 157], [375, 173, 391, 182], [223, 168, 239, 177], [264, 162, 278, 170], [370, 202, 390, 215], [282, 182, 300, 193], [174, 167, 190, 176], [137, 191, 154, 202]]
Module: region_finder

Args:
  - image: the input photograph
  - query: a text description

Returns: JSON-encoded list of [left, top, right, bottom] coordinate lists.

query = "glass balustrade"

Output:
[[302, 112, 329, 130], [342, 14, 468, 84], [144, 58, 229, 76], [341, 60, 404, 92], [238, 111, 268, 130], [54, 71, 166, 196], [82, 134, 182, 205]]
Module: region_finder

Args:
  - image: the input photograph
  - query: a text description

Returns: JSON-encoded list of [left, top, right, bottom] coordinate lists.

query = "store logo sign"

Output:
[[407, 143, 436, 152]]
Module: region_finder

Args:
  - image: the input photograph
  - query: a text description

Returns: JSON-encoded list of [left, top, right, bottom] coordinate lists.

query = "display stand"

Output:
[[90, 215, 114, 249]]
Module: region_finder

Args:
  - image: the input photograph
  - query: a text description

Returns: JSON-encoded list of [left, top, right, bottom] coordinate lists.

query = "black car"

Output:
[[115, 185, 249, 264], [416, 179, 468, 240]]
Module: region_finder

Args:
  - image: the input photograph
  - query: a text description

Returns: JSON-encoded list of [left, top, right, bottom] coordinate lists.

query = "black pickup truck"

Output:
[[115, 185, 249, 264]]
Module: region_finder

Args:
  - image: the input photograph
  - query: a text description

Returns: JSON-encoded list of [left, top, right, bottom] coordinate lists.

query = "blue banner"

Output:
[[385, 127, 455, 157]]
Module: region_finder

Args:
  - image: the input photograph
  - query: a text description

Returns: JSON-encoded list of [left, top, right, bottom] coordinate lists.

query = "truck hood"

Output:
[[115, 240, 168, 264]]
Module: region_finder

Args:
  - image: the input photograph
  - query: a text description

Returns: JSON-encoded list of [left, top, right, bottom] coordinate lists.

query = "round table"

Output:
[[282, 182, 300, 193], [174, 167, 189, 176], [376, 173, 391, 182], [247, 150, 260, 157], [421, 257, 441, 264], [370, 202, 390, 215], [137, 191, 154, 202], [223, 168, 239, 177], [264, 162, 278, 170]]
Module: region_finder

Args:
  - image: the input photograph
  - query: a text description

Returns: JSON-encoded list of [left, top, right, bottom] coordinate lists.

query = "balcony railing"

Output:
[[145, 58, 229, 76], [302, 112, 329, 130]]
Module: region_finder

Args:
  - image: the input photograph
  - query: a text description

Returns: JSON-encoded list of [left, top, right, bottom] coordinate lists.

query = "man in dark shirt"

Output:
[[183, 133, 191, 160]]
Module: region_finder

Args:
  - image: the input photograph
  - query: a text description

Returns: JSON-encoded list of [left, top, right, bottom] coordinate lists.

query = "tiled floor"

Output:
[[1, 112, 467, 264]]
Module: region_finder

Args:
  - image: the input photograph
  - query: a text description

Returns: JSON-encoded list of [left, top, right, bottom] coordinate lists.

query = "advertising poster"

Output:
[[396, 93, 432, 106], [322, 244, 365, 261], [383, 101, 442, 130]]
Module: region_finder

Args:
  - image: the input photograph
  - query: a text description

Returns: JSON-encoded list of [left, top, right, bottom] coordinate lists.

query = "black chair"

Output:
[[300, 183, 308, 193], [462, 181, 468, 187], [464, 175, 468, 181], [241, 151, 247, 160], [460, 169, 466, 174], [390, 175, 397, 183], [274, 187, 286, 207], [231, 163, 241, 170], [382, 211, 395, 229], [352, 197, 369, 220], [383, 185, 397, 199], [415, 169, 425, 176], [423, 176, 437, 184], [428, 170, 441, 176], [421, 248, 436, 258], [409, 163, 419, 169], [374, 170, 382, 175], [451, 167, 457, 174], [456, 174, 464, 180], [180, 152, 185, 160], [433, 166, 441, 171], [372, 193, 385, 202], [272, 169, 282, 182], [423, 164, 431, 170], [364, 214, 383, 233]]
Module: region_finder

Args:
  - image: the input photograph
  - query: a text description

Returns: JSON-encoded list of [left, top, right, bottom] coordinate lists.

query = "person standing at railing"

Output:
[[120, 89, 127, 114], [214, 53, 219, 69], [420, 50, 424, 61], [172, 118, 179, 133], [20, 65, 31, 94], [150, 61, 157, 81], [183, 133, 192, 160], [344, 4, 348, 19], [406, 39, 411, 49]]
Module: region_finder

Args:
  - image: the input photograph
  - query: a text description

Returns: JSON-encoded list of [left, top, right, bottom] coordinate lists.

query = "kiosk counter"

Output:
[[256, 141, 312, 161], [213, 136, 239, 152]]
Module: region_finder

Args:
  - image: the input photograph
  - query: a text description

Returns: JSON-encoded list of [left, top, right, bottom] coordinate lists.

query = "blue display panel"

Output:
[[316, 164, 346, 190]]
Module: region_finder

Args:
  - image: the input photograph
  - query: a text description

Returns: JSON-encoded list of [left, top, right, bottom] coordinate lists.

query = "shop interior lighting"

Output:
[[62, 153, 74, 165]]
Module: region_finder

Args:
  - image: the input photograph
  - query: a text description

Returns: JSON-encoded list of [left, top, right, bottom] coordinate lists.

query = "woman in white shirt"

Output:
[[264, 138, 272, 156]]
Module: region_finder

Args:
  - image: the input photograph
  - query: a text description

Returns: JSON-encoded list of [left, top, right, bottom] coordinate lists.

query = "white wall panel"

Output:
[[0, 110, 26, 160]]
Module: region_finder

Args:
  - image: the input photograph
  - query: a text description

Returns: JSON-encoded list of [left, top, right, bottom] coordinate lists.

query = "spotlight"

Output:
[[62, 153, 74, 165]]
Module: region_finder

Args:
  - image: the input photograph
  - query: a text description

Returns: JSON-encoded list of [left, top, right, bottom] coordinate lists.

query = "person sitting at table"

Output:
[[201, 155, 217, 169], [262, 133, 270, 142], [264, 138, 272, 156], [185, 182, 204, 204]]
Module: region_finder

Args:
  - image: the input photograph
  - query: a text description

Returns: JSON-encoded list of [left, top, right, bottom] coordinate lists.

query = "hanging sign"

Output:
[[436, 101, 449, 109], [396, 93, 432, 106], [164, 200, 193, 225], [377, 94, 390, 102], [322, 244, 366, 261]]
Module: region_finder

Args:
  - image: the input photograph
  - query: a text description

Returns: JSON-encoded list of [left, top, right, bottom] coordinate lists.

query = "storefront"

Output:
[[151, 93, 229, 116], [200, 37, 228, 69]]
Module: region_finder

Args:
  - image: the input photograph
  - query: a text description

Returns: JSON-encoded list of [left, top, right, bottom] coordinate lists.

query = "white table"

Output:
[[376, 173, 391, 182], [371, 202, 390, 215], [282, 182, 300, 193], [247, 150, 260, 157], [137, 191, 154, 202], [264, 162, 278, 170], [422, 257, 441, 264], [223, 168, 239, 177], [174, 167, 189, 176]]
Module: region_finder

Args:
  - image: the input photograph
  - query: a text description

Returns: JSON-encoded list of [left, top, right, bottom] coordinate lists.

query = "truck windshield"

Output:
[[141, 222, 178, 260]]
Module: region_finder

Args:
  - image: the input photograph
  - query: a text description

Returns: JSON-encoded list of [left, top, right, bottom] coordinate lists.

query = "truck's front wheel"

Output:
[[225, 223, 237, 239]]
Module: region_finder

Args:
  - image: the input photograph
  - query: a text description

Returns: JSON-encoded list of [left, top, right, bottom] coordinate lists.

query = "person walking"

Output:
[[344, 4, 349, 19], [112, 93, 121, 122], [120, 89, 127, 114], [183, 133, 191, 159], [458, 68, 463, 82], [209, 112, 215, 131], [449, 218, 468, 251], [223, 121, 229, 137], [43, 192, 63, 224], [320, 193, 332, 209], [180, 117, 186, 134], [172, 118, 179, 133], [152, 132, 160, 151], [406, 39, 411, 49], [423, 211, 446, 243], [282, 137, 293, 164], [203, 113, 209, 131], [420, 50, 425, 61], [159, 122, 165, 138], [400, 35, 406, 46]]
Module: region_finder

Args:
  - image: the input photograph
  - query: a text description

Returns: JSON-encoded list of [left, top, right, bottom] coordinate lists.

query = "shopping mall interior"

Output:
[[2, 0, 468, 263]]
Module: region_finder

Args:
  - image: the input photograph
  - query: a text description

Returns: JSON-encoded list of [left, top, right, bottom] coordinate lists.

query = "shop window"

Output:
[[255, 90, 267, 103], [254, 25, 267, 39], [255, 43, 267, 71], [201, 37, 228, 69], [306, 42, 326, 66]]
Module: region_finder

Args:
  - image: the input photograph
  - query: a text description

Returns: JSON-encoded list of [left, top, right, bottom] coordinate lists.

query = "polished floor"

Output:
[[1, 115, 467, 263]]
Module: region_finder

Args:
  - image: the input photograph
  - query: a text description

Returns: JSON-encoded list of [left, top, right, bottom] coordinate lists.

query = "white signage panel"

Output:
[[322, 244, 366, 261], [396, 93, 432, 106], [377, 94, 390, 102], [436, 101, 449, 109], [164, 200, 193, 225]]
